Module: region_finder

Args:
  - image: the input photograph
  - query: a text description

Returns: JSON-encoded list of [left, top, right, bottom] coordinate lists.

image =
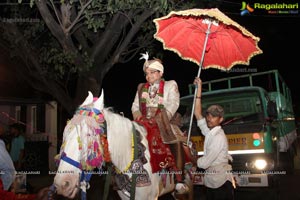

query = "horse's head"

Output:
[[53, 91, 106, 198]]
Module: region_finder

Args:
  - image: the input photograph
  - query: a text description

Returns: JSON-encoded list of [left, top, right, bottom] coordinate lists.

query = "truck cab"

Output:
[[180, 70, 297, 187]]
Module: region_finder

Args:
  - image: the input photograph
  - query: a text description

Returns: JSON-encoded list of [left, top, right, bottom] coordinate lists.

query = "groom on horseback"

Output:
[[131, 52, 189, 195]]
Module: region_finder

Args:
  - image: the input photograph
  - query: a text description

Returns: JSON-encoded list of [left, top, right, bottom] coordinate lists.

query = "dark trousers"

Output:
[[206, 181, 234, 200]]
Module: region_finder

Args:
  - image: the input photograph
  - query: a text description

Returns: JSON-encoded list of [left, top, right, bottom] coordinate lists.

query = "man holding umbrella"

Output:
[[194, 76, 235, 200]]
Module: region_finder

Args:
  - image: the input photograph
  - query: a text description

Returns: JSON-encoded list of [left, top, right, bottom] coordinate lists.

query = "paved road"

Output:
[[276, 169, 300, 200], [25, 142, 300, 200], [25, 169, 300, 200], [192, 169, 300, 200]]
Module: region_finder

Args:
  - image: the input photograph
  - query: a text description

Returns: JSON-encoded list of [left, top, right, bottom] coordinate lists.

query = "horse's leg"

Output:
[[185, 175, 194, 200]]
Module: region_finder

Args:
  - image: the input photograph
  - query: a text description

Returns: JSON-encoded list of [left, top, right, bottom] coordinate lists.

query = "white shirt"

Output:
[[196, 118, 234, 188], [0, 139, 16, 190]]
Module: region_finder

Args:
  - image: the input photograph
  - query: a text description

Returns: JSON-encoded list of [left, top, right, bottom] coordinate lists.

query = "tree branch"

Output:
[[65, 0, 93, 34]]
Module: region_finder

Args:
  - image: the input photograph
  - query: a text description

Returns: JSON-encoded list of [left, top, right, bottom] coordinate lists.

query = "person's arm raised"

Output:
[[194, 77, 203, 120]]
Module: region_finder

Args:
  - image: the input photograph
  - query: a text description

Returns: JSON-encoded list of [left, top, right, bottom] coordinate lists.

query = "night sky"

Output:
[[103, 4, 300, 119]]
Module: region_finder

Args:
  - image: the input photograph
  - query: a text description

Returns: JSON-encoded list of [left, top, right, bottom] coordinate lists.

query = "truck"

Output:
[[180, 69, 298, 188]]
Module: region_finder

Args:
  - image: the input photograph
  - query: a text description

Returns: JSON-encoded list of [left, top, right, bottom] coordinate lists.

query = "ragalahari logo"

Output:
[[240, 2, 254, 16], [240, 2, 298, 15]]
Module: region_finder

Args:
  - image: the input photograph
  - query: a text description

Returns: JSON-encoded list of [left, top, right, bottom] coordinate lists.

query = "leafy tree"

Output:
[[0, 0, 197, 115]]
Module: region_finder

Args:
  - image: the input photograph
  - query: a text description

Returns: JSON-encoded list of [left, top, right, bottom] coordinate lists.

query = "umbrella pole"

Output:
[[186, 20, 212, 147]]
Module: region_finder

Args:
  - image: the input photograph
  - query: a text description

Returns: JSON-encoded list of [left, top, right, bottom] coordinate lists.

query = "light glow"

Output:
[[253, 140, 261, 146], [252, 133, 260, 139], [255, 159, 267, 170]]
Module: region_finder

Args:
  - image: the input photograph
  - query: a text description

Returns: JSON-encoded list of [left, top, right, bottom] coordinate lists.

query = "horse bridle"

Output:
[[50, 105, 112, 200], [49, 106, 103, 200], [48, 150, 92, 200]]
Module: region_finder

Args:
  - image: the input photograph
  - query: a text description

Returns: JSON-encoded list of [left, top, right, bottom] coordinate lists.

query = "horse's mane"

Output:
[[103, 108, 135, 173]]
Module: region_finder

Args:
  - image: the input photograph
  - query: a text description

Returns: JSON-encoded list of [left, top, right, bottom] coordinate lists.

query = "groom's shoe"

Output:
[[175, 182, 189, 194]]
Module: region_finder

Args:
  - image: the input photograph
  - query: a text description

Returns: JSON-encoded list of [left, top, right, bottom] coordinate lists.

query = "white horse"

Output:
[[53, 91, 193, 200]]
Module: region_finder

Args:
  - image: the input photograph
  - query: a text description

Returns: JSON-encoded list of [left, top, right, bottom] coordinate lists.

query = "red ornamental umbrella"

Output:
[[153, 8, 263, 143], [153, 8, 262, 74]]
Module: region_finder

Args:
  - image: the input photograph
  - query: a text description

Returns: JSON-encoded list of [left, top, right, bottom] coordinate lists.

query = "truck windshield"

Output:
[[222, 112, 264, 125], [180, 90, 265, 135]]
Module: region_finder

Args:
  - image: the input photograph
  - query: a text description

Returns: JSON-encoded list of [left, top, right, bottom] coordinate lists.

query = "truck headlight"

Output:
[[254, 159, 267, 170], [246, 158, 272, 171]]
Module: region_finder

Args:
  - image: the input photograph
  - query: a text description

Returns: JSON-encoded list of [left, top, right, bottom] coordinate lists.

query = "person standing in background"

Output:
[[9, 123, 25, 171], [0, 125, 12, 152]]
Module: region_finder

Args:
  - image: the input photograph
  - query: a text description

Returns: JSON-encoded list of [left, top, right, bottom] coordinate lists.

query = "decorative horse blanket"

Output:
[[137, 120, 175, 173]]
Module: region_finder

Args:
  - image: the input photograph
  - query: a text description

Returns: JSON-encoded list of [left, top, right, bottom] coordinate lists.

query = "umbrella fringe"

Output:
[[153, 8, 263, 68], [154, 8, 261, 41]]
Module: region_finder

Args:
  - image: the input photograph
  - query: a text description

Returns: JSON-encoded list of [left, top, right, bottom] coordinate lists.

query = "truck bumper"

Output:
[[233, 174, 268, 187], [192, 173, 269, 187]]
